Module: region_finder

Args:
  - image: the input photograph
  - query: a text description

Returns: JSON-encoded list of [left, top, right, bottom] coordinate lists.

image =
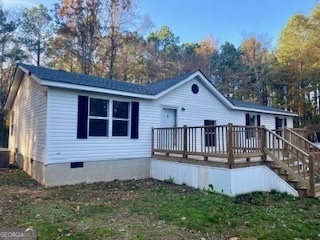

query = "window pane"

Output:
[[89, 119, 108, 136], [90, 98, 108, 117], [113, 101, 129, 119], [204, 120, 216, 146], [112, 120, 128, 136], [249, 115, 255, 126]]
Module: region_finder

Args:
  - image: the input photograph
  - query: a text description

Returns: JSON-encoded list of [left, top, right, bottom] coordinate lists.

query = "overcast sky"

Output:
[[2, 0, 318, 48]]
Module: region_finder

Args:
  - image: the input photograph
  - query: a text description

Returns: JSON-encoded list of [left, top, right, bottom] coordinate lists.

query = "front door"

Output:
[[161, 108, 177, 149], [162, 108, 176, 128]]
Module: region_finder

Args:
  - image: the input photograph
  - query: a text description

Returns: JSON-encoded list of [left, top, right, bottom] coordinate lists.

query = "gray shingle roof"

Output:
[[146, 72, 195, 94], [20, 64, 195, 95], [19, 64, 293, 115], [227, 97, 290, 114]]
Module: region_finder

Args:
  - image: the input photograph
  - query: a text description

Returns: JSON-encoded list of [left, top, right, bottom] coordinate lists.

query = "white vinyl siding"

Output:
[[8, 75, 47, 163], [46, 89, 152, 164], [46, 77, 294, 164], [153, 78, 233, 127]]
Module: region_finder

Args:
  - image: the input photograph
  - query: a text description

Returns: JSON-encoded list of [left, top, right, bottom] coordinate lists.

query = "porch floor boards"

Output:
[[152, 152, 267, 169]]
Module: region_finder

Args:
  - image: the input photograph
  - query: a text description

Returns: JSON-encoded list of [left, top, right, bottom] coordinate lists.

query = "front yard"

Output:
[[0, 169, 319, 239]]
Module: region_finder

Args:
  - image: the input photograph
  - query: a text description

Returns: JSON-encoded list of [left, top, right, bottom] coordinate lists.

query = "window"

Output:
[[275, 117, 287, 136], [89, 98, 109, 136], [204, 120, 216, 147], [77, 96, 139, 139], [112, 101, 130, 136], [249, 114, 255, 125], [245, 113, 260, 138]]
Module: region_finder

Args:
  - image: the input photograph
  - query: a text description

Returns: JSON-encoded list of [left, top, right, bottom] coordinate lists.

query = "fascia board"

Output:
[[232, 106, 298, 117], [4, 68, 25, 109]]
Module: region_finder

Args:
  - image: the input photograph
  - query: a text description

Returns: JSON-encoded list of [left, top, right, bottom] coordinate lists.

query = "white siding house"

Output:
[[5, 64, 297, 187]]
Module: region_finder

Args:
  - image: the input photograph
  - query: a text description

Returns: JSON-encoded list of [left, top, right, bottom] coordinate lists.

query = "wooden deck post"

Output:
[[261, 125, 267, 161], [309, 154, 316, 197], [283, 127, 288, 157], [183, 125, 188, 158], [151, 127, 155, 156], [227, 123, 234, 168]]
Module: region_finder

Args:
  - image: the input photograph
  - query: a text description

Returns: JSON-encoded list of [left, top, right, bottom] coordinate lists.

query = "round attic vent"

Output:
[[191, 84, 199, 94]]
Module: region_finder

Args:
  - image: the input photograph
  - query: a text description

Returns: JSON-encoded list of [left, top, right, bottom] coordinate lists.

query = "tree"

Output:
[[240, 34, 272, 105], [112, 31, 147, 82], [194, 35, 217, 78], [20, 4, 53, 66], [145, 26, 180, 81], [0, 7, 21, 109], [47, 32, 81, 72], [276, 14, 310, 117], [56, 0, 101, 74], [53, 0, 147, 79], [179, 42, 199, 73], [306, 4, 320, 118], [211, 42, 242, 98], [0, 6, 27, 147], [147, 25, 180, 55], [102, 0, 137, 79]]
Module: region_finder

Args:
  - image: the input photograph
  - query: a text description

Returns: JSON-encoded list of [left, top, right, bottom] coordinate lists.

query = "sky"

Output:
[[2, 0, 318, 48]]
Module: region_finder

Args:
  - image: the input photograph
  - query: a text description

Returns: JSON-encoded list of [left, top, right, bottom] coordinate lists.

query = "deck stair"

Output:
[[265, 128, 320, 198], [152, 124, 320, 198]]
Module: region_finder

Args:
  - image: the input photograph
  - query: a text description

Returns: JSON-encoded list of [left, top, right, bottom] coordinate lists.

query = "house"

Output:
[[5, 64, 298, 188]]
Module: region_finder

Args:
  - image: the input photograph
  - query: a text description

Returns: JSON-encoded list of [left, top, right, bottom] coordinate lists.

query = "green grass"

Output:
[[0, 169, 319, 239]]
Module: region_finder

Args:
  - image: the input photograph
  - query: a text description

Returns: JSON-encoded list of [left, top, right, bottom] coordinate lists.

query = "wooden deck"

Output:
[[151, 124, 320, 197], [152, 124, 267, 168], [152, 152, 267, 169]]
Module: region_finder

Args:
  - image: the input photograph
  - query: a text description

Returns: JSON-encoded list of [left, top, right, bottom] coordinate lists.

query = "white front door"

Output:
[[161, 108, 176, 128], [161, 108, 177, 149]]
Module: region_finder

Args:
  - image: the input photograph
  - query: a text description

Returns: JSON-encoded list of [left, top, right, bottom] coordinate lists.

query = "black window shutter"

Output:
[[77, 96, 88, 139], [245, 114, 250, 126], [275, 117, 279, 129], [257, 115, 261, 126], [131, 101, 139, 139], [284, 118, 287, 127]]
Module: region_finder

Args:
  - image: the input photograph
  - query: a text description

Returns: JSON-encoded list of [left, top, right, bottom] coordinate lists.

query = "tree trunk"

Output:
[[108, 27, 117, 80]]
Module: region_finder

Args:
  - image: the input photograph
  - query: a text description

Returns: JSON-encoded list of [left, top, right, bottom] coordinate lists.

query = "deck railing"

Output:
[[265, 128, 316, 197], [152, 123, 265, 168], [151, 124, 317, 197], [284, 128, 320, 173]]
